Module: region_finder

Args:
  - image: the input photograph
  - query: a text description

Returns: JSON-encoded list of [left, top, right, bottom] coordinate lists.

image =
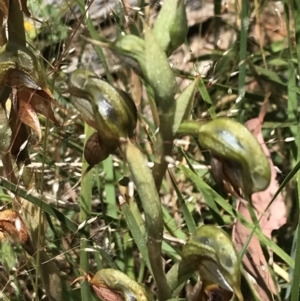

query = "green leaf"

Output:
[[172, 78, 199, 135], [168, 171, 197, 235], [254, 65, 286, 86], [197, 76, 216, 118], [0, 177, 80, 234], [121, 202, 152, 274]]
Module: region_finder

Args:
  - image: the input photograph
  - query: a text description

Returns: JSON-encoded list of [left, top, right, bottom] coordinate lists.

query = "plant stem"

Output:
[[122, 139, 171, 301], [80, 124, 95, 300]]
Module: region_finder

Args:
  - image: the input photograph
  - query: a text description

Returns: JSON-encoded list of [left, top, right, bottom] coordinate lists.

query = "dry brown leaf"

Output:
[[9, 113, 30, 160], [233, 100, 286, 301], [0, 210, 28, 242], [18, 97, 41, 143], [245, 101, 286, 238], [18, 88, 60, 126], [5, 43, 61, 155], [0, 209, 35, 255], [233, 203, 276, 300], [16, 86, 61, 144]]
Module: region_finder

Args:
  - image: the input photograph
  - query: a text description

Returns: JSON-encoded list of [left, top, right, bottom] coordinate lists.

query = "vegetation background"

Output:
[[0, 1, 299, 301]]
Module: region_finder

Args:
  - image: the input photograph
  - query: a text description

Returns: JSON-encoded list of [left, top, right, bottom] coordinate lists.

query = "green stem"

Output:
[[290, 124, 300, 301], [237, 0, 248, 123], [103, 156, 118, 218], [122, 139, 171, 301], [80, 124, 95, 300], [7, 0, 26, 44]]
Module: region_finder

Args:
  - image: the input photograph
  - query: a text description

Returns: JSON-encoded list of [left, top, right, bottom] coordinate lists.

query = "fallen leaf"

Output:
[[233, 203, 276, 300], [9, 112, 30, 161], [245, 100, 286, 238]]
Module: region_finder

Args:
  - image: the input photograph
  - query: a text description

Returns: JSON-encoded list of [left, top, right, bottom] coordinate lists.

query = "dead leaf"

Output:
[[9, 109, 30, 161], [0, 42, 60, 152], [0, 209, 35, 255], [18, 97, 41, 142], [18, 88, 60, 126], [14, 87, 60, 144], [233, 203, 276, 300], [245, 101, 286, 238], [233, 99, 286, 301]]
